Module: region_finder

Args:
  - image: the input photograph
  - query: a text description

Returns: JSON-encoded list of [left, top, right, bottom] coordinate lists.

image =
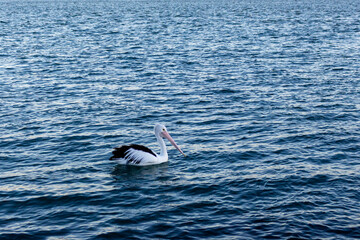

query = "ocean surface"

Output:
[[1, 0, 360, 239]]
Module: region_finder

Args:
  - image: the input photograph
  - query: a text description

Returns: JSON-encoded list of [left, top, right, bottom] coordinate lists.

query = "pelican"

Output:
[[110, 124, 186, 166]]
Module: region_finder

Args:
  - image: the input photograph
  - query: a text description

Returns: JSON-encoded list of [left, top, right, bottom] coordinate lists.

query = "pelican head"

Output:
[[154, 124, 186, 157]]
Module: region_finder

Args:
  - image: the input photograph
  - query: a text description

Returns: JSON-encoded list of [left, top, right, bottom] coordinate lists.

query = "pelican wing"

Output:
[[110, 144, 157, 165]]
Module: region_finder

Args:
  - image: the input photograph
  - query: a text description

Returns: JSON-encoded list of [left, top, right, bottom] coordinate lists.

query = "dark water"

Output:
[[1, 0, 360, 239]]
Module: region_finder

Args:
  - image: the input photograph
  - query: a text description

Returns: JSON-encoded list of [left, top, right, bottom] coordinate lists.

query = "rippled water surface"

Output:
[[1, 0, 360, 239]]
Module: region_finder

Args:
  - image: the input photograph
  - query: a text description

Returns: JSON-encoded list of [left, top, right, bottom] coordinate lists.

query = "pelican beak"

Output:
[[161, 131, 186, 157]]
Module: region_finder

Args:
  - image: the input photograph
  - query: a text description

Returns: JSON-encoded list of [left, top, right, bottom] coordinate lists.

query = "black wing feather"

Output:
[[110, 144, 156, 160]]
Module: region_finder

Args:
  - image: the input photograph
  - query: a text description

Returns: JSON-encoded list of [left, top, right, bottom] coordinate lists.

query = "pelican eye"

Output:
[[162, 128, 166, 131]]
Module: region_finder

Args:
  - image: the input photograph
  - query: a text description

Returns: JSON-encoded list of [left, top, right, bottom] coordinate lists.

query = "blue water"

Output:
[[1, 0, 360, 239]]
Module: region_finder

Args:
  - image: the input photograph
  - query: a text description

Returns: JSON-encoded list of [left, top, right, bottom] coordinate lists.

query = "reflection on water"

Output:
[[111, 162, 169, 180]]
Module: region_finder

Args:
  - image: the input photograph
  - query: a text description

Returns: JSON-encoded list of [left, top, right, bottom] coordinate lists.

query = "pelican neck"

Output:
[[156, 134, 168, 157]]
